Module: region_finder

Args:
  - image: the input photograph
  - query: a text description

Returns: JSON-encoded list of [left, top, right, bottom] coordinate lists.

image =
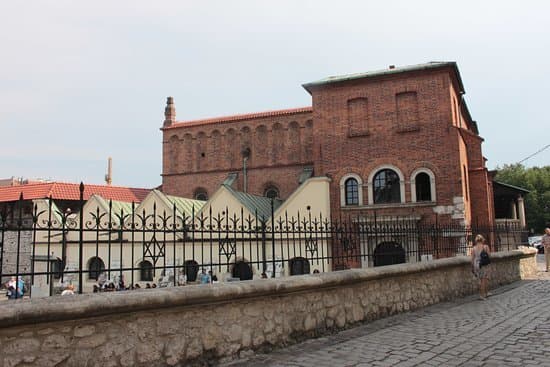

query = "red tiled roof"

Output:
[[0, 182, 151, 203], [165, 106, 313, 129]]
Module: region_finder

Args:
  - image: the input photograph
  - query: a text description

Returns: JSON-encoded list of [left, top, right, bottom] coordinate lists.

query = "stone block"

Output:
[[42, 333, 70, 350], [74, 325, 96, 337], [164, 336, 187, 366], [136, 342, 163, 364], [76, 333, 106, 349], [186, 338, 203, 359]]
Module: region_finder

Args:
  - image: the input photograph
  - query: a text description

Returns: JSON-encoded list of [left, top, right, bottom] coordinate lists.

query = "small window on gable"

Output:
[[415, 172, 432, 201], [194, 188, 208, 201], [345, 178, 359, 205], [289, 257, 311, 275], [264, 186, 279, 199], [184, 260, 199, 282], [396, 92, 419, 132], [373, 169, 401, 204], [52, 258, 63, 280], [88, 256, 105, 281], [347, 97, 369, 136], [139, 260, 153, 282]]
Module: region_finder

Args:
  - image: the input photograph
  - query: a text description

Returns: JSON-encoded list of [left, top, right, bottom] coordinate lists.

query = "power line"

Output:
[[518, 144, 550, 164]]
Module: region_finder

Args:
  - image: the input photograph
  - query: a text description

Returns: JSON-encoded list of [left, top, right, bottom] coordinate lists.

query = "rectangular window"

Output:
[[396, 92, 419, 132], [347, 98, 369, 137]]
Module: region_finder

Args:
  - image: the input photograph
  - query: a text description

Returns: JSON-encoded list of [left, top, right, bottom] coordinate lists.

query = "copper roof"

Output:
[[164, 106, 312, 130], [0, 182, 151, 203], [303, 62, 465, 94]]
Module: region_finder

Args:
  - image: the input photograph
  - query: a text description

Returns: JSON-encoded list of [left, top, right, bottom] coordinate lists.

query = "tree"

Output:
[[495, 164, 550, 234]]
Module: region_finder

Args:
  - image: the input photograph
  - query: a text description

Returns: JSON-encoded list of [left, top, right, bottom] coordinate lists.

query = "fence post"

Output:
[[261, 221, 267, 275], [78, 182, 84, 294], [271, 198, 276, 278], [15, 193, 23, 299]]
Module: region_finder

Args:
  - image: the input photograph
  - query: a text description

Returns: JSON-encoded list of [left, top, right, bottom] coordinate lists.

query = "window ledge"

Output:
[[396, 126, 420, 133], [341, 201, 436, 210], [348, 131, 370, 138]]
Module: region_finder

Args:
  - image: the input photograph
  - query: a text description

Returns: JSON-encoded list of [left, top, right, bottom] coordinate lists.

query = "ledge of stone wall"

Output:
[[0, 248, 536, 329]]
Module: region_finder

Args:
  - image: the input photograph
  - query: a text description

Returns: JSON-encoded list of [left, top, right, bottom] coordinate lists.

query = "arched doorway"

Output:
[[289, 257, 310, 275], [139, 260, 154, 281], [373, 241, 406, 266], [232, 260, 253, 280], [87, 256, 105, 280], [184, 260, 199, 282]]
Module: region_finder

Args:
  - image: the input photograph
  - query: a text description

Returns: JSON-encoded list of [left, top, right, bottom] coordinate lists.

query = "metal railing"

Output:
[[0, 185, 528, 299]]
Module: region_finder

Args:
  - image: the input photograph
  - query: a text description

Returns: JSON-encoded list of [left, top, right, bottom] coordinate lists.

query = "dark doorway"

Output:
[[289, 257, 310, 275], [232, 260, 253, 280], [88, 256, 105, 280], [139, 260, 154, 281], [184, 260, 199, 282], [373, 242, 406, 266]]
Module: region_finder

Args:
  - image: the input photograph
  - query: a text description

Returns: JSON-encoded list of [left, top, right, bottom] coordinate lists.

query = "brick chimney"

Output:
[[163, 96, 176, 127]]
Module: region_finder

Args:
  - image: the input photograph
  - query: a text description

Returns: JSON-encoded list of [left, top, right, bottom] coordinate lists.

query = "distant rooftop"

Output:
[[302, 61, 464, 94], [0, 182, 151, 203], [165, 106, 312, 130]]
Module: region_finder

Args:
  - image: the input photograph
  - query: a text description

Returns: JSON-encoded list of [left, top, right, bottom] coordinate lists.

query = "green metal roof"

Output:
[[303, 62, 464, 94], [493, 181, 530, 194], [109, 200, 134, 216], [91, 195, 134, 219], [223, 185, 283, 219], [165, 195, 206, 216], [298, 166, 314, 184], [223, 172, 238, 187]]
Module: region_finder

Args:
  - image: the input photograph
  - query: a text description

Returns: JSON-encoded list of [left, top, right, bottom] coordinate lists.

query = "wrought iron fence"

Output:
[[0, 185, 529, 299]]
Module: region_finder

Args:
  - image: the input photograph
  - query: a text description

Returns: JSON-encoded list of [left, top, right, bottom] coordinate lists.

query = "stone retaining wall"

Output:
[[0, 249, 537, 367]]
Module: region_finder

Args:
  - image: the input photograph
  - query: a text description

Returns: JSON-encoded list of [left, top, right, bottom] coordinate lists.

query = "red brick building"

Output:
[[161, 62, 495, 227]]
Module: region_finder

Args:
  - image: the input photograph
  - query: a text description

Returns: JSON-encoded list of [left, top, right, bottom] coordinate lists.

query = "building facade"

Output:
[[161, 62, 495, 228]]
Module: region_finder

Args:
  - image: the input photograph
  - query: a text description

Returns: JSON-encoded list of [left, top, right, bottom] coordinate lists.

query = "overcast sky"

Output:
[[1, 1, 548, 188]]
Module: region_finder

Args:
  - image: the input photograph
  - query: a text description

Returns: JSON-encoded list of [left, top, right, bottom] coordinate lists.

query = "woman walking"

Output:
[[471, 234, 491, 300]]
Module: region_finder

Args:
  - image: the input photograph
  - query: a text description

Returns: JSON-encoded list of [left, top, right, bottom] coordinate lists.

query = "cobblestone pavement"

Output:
[[223, 254, 550, 367]]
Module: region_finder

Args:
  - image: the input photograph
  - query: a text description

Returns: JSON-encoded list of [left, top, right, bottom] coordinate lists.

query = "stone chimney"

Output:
[[163, 96, 176, 127]]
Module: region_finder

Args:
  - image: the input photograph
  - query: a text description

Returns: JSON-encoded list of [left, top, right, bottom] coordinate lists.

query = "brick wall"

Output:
[[162, 111, 313, 199], [310, 68, 467, 222], [161, 65, 493, 227]]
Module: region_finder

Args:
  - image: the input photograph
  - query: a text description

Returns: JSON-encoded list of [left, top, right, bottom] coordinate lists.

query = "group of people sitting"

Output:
[[4, 276, 25, 299]]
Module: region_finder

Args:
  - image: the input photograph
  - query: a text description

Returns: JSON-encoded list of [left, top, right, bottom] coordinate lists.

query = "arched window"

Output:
[[184, 260, 199, 282], [339, 174, 363, 206], [411, 168, 436, 203], [415, 172, 431, 201], [232, 260, 253, 280], [264, 185, 279, 199], [88, 257, 105, 280], [139, 260, 153, 282], [373, 169, 401, 204], [194, 188, 208, 201], [289, 257, 310, 275], [52, 257, 63, 279], [345, 178, 359, 205]]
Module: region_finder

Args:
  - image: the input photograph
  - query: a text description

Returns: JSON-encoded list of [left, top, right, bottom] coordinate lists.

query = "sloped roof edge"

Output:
[[493, 181, 530, 194], [303, 61, 464, 94], [222, 184, 283, 220]]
